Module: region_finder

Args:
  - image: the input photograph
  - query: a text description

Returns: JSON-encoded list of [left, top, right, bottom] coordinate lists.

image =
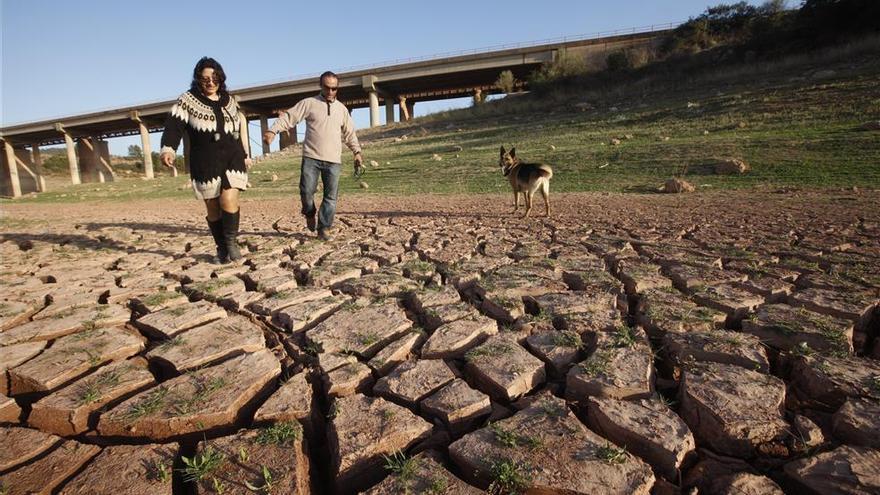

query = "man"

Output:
[[264, 71, 364, 241]]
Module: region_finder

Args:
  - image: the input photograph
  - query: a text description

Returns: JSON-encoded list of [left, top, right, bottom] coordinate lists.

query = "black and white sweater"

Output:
[[160, 90, 249, 199]]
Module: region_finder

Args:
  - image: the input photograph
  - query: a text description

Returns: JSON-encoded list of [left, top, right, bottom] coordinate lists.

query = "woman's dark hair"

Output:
[[190, 56, 228, 94]]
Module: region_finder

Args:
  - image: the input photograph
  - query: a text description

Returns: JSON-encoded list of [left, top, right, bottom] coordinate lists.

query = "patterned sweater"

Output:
[[160, 91, 250, 181]]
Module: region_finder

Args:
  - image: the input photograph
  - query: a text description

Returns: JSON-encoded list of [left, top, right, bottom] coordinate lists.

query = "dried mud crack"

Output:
[[0, 191, 879, 494]]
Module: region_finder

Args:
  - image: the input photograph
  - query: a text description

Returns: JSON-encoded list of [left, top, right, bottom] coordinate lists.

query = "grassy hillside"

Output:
[[5, 37, 879, 204]]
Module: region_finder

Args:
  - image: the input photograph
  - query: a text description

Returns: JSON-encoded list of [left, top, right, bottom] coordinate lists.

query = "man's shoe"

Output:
[[305, 214, 317, 232], [317, 229, 333, 241]]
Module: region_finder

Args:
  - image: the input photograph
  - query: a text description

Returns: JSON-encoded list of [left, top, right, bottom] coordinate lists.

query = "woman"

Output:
[[160, 56, 251, 263]]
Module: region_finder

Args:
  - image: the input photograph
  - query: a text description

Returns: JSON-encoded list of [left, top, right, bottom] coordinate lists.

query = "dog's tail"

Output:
[[537, 164, 553, 180]]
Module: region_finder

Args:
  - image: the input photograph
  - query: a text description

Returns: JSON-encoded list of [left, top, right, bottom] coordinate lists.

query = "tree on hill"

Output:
[[127, 144, 143, 159]]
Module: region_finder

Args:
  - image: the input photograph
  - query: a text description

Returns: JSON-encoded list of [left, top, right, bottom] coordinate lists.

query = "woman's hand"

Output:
[[160, 151, 175, 168], [244, 158, 254, 170]]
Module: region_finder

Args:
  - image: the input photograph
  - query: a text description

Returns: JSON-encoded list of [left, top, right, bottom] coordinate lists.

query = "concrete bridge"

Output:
[[0, 24, 673, 197]]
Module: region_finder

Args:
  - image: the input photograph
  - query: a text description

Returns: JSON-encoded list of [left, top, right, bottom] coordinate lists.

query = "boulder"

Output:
[[659, 178, 695, 193], [714, 159, 750, 175]]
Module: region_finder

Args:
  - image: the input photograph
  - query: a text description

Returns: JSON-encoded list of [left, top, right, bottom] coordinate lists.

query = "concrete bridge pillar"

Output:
[[361, 74, 380, 128], [1, 140, 22, 198], [473, 88, 484, 105], [131, 111, 154, 179], [279, 129, 297, 149], [385, 97, 395, 124], [399, 96, 410, 122], [96, 140, 114, 182], [138, 123, 154, 179], [13, 147, 41, 194], [260, 115, 270, 155], [76, 138, 96, 183], [55, 123, 81, 185], [31, 145, 46, 192], [368, 91, 380, 128]]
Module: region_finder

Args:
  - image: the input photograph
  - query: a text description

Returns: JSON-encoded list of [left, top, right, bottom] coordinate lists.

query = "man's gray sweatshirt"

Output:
[[270, 95, 361, 163]]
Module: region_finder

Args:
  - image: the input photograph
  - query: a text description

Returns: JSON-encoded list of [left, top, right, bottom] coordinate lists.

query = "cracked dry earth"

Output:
[[1, 190, 879, 495]]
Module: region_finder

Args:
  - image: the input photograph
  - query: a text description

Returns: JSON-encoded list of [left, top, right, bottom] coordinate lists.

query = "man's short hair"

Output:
[[320, 71, 338, 85]]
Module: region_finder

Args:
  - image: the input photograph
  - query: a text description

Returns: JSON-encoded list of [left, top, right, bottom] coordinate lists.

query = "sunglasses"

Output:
[[322, 85, 339, 91], [199, 76, 220, 85]]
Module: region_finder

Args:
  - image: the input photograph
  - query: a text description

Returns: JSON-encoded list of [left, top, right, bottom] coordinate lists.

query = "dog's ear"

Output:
[[510, 147, 516, 158], [499, 146, 506, 156]]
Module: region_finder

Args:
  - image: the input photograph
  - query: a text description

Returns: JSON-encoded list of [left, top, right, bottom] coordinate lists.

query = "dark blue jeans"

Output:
[[300, 156, 341, 231]]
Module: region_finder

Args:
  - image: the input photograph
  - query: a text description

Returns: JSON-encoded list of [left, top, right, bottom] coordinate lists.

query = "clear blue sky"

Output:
[[1, 0, 772, 155]]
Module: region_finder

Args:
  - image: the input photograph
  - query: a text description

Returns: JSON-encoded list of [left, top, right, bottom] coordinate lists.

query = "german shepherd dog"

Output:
[[499, 146, 553, 218]]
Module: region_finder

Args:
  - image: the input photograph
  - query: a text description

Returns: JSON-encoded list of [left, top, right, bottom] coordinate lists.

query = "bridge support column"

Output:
[[131, 111, 154, 179], [368, 90, 380, 128], [279, 128, 297, 149], [138, 122, 154, 179], [79, 138, 102, 183], [31, 145, 46, 192], [260, 115, 270, 155], [361, 74, 380, 128], [76, 138, 97, 183], [399, 96, 410, 121], [473, 88, 484, 105], [56, 124, 81, 185], [385, 98, 395, 124], [1, 140, 22, 198], [96, 140, 115, 182]]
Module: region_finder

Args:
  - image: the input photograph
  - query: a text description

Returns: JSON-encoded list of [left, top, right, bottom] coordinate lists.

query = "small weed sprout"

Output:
[[179, 446, 225, 482], [381, 408, 396, 421], [596, 442, 628, 464], [792, 342, 815, 357], [256, 421, 302, 445], [77, 368, 123, 405], [382, 450, 419, 483], [426, 474, 449, 494], [612, 324, 637, 348], [238, 447, 249, 463], [123, 386, 169, 422], [158, 336, 185, 350], [551, 330, 584, 349], [487, 459, 531, 495], [580, 350, 612, 377], [149, 461, 172, 483], [489, 422, 542, 450], [167, 305, 188, 317], [211, 476, 225, 494], [245, 465, 275, 494]]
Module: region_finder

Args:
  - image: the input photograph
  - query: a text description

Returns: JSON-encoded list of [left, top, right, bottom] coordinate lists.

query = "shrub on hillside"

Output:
[[606, 52, 631, 71], [527, 52, 588, 89], [495, 70, 516, 94]]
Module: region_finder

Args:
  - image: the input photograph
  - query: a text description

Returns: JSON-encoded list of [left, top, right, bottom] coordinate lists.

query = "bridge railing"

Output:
[[1, 21, 682, 130], [238, 21, 682, 89]]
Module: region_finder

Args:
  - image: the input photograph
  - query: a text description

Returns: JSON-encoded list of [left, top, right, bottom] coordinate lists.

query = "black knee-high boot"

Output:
[[206, 217, 228, 264], [221, 209, 242, 261]]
